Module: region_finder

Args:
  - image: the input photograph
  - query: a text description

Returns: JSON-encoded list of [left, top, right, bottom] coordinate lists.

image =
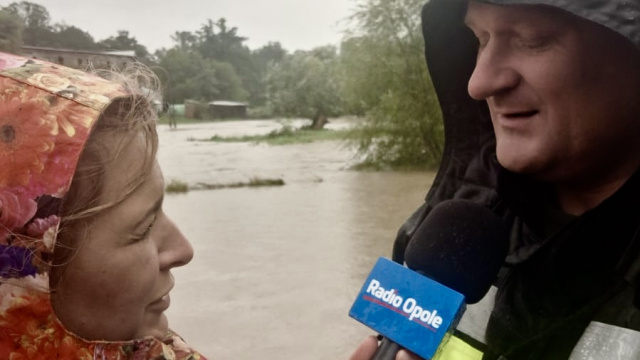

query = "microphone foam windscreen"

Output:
[[404, 200, 509, 304]]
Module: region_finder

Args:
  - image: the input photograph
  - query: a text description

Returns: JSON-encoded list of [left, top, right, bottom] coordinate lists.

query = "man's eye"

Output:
[[472, 32, 489, 50], [518, 34, 555, 51]]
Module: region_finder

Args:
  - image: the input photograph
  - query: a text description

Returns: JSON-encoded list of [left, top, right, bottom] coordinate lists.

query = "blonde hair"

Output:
[[52, 63, 161, 275]]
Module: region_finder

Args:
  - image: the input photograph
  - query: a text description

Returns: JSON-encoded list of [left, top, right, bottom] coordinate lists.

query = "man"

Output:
[[351, 0, 640, 359]]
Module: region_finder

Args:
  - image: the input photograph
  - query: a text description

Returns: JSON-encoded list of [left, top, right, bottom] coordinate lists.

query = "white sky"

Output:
[[2, 0, 359, 52]]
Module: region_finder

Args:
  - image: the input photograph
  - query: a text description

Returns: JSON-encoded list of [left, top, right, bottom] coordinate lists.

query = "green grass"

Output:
[[194, 177, 285, 190], [165, 179, 189, 193], [193, 126, 352, 145], [157, 116, 269, 125], [165, 177, 285, 192]]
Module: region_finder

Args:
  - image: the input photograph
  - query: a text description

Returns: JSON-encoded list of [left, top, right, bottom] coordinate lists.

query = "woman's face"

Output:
[[51, 133, 194, 341]]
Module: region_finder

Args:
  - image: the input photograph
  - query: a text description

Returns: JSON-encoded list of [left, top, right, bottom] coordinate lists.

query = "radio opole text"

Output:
[[366, 279, 444, 329]]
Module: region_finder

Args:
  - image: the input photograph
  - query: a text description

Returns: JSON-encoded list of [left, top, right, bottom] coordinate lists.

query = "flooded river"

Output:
[[159, 119, 435, 360]]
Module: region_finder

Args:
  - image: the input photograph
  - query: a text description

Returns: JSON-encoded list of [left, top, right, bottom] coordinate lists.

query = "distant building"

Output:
[[208, 101, 248, 119], [19, 46, 164, 111], [20, 45, 136, 70]]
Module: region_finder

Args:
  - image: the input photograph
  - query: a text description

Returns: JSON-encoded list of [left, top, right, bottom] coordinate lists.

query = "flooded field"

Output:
[[159, 119, 435, 359]]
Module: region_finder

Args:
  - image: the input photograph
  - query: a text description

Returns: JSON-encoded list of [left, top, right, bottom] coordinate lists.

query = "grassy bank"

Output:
[[165, 177, 285, 193], [157, 116, 223, 125], [191, 126, 352, 145], [157, 116, 275, 125]]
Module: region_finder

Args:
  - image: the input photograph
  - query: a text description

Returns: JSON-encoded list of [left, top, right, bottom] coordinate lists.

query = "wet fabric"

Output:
[[0, 53, 205, 359]]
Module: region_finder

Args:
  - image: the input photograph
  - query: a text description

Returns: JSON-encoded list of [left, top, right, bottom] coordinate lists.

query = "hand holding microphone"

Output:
[[349, 336, 418, 360], [349, 200, 509, 360]]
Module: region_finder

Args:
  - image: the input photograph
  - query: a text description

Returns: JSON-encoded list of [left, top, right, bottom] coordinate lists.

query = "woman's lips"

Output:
[[148, 294, 171, 312]]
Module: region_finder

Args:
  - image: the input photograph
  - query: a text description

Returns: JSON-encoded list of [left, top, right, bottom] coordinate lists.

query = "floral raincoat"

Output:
[[0, 52, 206, 360]]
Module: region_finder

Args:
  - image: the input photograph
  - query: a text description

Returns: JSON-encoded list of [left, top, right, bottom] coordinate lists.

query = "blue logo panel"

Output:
[[349, 257, 466, 360]]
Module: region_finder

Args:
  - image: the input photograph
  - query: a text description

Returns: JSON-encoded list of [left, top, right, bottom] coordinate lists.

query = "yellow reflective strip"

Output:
[[435, 335, 484, 360]]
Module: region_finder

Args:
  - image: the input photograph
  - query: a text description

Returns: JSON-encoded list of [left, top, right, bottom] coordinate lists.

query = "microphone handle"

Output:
[[372, 337, 403, 360]]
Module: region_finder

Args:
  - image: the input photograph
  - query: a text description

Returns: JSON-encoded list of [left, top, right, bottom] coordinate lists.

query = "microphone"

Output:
[[349, 200, 509, 360]]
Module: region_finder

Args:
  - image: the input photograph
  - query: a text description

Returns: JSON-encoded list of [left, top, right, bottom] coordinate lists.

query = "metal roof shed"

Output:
[[208, 101, 248, 119]]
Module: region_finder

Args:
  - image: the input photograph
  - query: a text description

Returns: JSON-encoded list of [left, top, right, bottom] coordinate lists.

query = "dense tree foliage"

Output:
[[0, 10, 22, 53], [249, 42, 287, 106], [4, 2, 56, 47], [160, 18, 271, 105], [53, 25, 98, 51], [155, 48, 246, 104], [266, 46, 342, 125], [340, 0, 443, 169], [154, 18, 254, 103], [98, 30, 151, 62]]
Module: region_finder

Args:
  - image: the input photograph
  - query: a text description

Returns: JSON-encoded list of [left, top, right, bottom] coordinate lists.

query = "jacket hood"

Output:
[[422, 0, 640, 208], [0, 53, 203, 359]]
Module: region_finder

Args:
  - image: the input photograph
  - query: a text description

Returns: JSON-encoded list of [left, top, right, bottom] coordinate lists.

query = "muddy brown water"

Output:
[[158, 119, 435, 359]]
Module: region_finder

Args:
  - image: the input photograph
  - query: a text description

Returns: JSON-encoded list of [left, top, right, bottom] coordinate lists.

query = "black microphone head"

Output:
[[404, 199, 509, 304]]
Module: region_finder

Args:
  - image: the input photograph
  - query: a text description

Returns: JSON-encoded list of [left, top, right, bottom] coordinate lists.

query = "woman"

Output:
[[0, 52, 205, 359]]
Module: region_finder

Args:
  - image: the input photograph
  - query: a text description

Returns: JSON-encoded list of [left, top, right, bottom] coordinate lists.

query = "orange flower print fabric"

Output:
[[0, 53, 206, 359]]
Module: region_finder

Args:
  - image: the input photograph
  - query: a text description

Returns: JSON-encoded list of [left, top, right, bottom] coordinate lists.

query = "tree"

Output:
[[249, 42, 287, 106], [266, 46, 342, 128], [194, 18, 260, 105], [209, 61, 248, 101], [99, 30, 152, 63], [0, 9, 23, 53], [253, 42, 287, 67], [2, 2, 101, 51], [340, 0, 443, 169], [53, 25, 98, 50], [171, 31, 197, 51], [156, 48, 246, 104], [4, 1, 56, 47], [195, 18, 248, 63]]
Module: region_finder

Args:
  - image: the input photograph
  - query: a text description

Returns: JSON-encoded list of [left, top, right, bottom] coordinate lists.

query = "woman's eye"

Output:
[[142, 223, 153, 238], [138, 216, 157, 240]]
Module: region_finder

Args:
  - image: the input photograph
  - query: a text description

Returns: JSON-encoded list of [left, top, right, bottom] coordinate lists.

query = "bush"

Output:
[[165, 179, 189, 193]]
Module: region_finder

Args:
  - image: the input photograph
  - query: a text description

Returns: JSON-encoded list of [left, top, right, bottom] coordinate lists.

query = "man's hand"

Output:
[[348, 336, 420, 360]]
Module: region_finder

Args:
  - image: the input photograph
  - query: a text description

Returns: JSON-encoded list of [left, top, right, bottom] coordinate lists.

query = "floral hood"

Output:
[[0, 53, 205, 359]]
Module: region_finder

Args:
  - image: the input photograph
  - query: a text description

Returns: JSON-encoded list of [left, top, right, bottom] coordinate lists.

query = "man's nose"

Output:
[[467, 44, 520, 100]]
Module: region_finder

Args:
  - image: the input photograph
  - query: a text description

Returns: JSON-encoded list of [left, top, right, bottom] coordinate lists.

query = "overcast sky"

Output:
[[2, 0, 358, 52]]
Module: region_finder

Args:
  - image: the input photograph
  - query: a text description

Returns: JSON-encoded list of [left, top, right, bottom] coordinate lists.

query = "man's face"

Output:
[[465, 1, 640, 184]]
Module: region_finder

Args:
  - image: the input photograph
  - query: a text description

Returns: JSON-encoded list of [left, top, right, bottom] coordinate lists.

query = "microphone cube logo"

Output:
[[349, 257, 466, 360]]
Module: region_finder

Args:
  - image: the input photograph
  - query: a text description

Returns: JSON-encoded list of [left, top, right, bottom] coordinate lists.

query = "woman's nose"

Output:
[[157, 213, 194, 270], [467, 44, 520, 100]]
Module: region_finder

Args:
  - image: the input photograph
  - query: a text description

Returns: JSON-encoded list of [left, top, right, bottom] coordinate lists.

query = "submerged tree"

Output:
[[266, 46, 342, 129], [341, 0, 443, 169]]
